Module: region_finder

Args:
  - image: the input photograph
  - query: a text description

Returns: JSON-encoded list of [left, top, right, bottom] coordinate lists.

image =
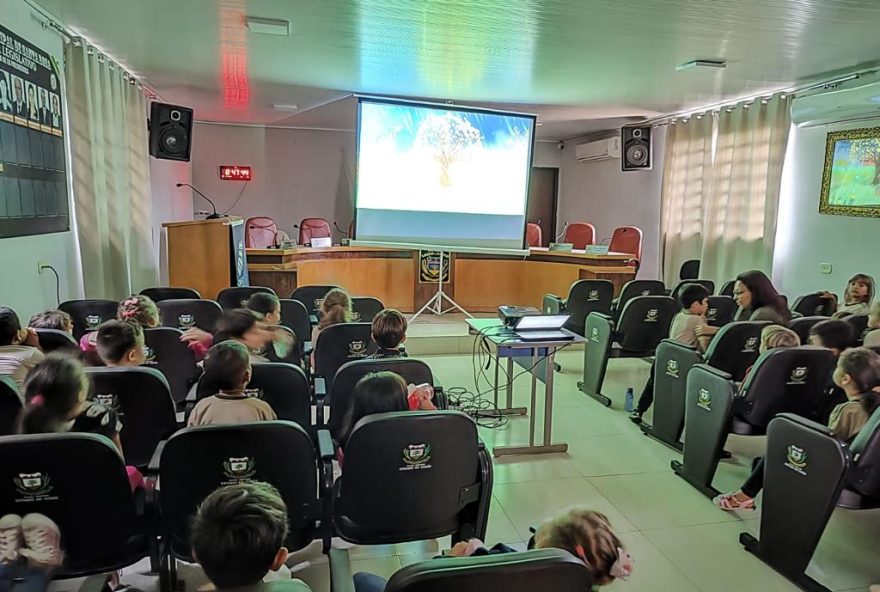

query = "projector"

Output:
[[498, 305, 540, 327]]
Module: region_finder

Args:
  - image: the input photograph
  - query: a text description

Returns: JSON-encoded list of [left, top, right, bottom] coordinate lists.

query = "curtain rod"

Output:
[[644, 69, 877, 127], [25, 0, 161, 100]]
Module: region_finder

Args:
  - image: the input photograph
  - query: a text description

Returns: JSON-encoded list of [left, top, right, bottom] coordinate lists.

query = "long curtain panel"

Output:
[[699, 96, 792, 286], [659, 115, 714, 286], [659, 95, 792, 287], [65, 43, 157, 299]]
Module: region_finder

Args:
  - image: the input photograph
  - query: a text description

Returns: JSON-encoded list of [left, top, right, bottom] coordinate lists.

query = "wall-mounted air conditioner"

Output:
[[575, 137, 621, 162], [791, 71, 880, 127]]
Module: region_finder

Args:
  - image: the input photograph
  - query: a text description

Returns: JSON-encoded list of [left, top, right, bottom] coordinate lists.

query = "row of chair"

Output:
[[526, 222, 643, 257], [245, 216, 341, 248], [0, 412, 501, 592]]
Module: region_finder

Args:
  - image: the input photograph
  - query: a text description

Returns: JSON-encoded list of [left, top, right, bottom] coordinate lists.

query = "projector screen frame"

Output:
[[353, 95, 538, 253]]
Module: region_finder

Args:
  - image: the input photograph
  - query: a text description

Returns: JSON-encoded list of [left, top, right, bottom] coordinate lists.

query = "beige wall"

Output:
[[557, 128, 666, 280], [191, 124, 356, 238]]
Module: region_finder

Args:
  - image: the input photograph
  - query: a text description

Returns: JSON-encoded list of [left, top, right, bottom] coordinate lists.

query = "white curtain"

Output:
[[699, 96, 792, 285], [65, 43, 157, 299], [659, 95, 792, 287], [659, 115, 714, 286]]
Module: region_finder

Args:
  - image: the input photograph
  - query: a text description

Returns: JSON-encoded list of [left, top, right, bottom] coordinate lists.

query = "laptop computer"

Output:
[[513, 314, 574, 341]]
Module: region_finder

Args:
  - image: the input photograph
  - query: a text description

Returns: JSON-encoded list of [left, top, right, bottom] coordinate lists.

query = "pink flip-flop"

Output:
[[713, 492, 756, 511]]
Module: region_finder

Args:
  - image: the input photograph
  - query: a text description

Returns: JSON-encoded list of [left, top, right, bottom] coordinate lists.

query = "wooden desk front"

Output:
[[247, 247, 636, 313]]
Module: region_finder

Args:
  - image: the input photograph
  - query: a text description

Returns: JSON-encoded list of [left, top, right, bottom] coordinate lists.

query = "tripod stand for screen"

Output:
[[410, 250, 473, 322]]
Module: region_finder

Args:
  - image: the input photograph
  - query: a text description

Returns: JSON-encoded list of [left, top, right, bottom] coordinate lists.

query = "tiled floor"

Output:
[[111, 347, 880, 592]]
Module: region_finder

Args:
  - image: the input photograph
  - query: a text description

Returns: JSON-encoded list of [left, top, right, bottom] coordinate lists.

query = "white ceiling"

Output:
[[35, 0, 880, 140]]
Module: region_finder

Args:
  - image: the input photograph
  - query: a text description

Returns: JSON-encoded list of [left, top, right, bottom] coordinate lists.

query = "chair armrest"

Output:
[[317, 429, 336, 460], [147, 440, 167, 475], [314, 376, 327, 398], [328, 547, 356, 592]]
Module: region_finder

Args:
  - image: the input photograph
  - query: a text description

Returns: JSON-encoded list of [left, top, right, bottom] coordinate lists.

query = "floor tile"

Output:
[[604, 530, 700, 592], [493, 477, 637, 540], [589, 471, 740, 529], [642, 521, 806, 592]]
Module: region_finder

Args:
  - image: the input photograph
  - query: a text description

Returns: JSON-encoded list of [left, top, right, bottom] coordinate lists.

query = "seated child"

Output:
[[352, 507, 633, 592], [311, 288, 353, 366], [190, 482, 303, 591], [213, 309, 276, 365], [188, 341, 276, 427], [714, 347, 880, 511], [864, 301, 880, 348], [809, 318, 855, 355], [337, 371, 435, 461], [367, 309, 408, 359], [820, 273, 874, 318], [0, 306, 44, 391], [28, 310, 73, 334], [79, 295, 159, 363], [246, 293, 296, 361], [95, 320, 146, 367], [630, 283, 709, 423], [741, 325, 800, 382]]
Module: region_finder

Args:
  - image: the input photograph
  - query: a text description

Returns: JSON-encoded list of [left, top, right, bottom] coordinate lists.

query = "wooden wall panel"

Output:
[[297, 258, 415, 311]]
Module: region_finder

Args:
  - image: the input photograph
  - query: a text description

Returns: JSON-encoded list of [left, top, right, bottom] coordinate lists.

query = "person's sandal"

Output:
[[712, 492, 756, 511]]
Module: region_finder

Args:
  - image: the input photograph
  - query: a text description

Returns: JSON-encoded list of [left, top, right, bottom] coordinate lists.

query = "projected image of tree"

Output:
[[415, 113, 483, 186]]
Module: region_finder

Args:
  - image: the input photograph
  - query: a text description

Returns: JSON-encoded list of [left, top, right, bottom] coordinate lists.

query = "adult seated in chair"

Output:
[[630, 284, 710, 423], [714, 347, 880, 511], [696, 270, 790, 344], [352, 508, 633, 592], [818, 273, 874, 318], [190, 482, 311, 592], [367, 309, 408, 359]]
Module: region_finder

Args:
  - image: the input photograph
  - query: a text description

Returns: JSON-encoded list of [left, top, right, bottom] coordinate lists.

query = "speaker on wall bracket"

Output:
[[149, 102, 193, 162], [621, 125, 651, 171]]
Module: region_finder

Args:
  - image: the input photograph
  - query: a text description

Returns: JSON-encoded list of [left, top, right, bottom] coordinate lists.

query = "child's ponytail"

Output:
[[17, 353, 87, 435]]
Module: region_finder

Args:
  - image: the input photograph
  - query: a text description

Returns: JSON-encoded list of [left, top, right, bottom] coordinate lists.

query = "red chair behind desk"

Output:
[[563, 222, 596, 249], [298, 218, 331, 246], [609, 225, 643, 268], [526, 223, 542, 248], [245, 217, 278, 249]]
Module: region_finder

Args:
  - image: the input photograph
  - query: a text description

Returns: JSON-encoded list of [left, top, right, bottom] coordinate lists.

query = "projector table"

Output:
[[466, 318, 583, 457]]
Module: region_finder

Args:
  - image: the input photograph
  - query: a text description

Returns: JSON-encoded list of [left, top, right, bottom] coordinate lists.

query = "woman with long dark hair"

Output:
[[697, 270, 789, 345]]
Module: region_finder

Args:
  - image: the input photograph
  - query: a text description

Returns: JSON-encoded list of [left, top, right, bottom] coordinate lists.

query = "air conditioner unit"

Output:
[[791, 72, 880, 127], [575, 137, 621, 162]]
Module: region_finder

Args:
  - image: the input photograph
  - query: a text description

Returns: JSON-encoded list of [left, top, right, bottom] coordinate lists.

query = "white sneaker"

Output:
[[0, 514, 22, 565], [20, 513, 64, 568]]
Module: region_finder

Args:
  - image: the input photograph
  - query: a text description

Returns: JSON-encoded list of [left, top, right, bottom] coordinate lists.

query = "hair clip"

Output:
[[609, 547, 634, 580], [31, 395, 45, 406]]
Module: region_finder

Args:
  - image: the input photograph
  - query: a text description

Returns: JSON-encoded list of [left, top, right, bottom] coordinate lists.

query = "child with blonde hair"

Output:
[[352, 507, 632, 591], [311, 288, 353, 365], [79, 295, 159, 364], [864, 301, 880, 347]]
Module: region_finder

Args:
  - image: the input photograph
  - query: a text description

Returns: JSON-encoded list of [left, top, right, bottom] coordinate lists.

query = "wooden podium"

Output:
[[162, 217, 248, 300]]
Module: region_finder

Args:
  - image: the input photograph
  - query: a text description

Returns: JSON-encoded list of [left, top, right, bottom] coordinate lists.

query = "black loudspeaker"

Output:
[[621, 125, 651, 171], [149, 102, 193, 162]]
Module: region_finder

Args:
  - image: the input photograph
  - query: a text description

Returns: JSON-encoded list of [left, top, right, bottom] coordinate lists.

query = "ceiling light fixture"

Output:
[[246, 17, 290, 36], [675, 59, 726, 72], [273, 103, 299, 111]]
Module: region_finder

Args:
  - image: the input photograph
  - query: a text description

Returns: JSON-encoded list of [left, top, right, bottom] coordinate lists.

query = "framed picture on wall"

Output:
[[819, 126, 880, 218]]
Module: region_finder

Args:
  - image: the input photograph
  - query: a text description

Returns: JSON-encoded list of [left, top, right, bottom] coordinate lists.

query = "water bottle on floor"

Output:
[[624, 387, 634, 412]]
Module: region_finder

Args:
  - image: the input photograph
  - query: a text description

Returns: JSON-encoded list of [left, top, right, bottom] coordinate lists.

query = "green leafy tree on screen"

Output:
[[416, 113, 482, 187], [849, 138, 880, 185]]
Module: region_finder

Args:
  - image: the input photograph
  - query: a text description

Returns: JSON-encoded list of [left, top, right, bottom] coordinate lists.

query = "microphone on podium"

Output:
[[176, 183, 222, 219], [333, 221, 349, 238], [555, 222, 569, 241]]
